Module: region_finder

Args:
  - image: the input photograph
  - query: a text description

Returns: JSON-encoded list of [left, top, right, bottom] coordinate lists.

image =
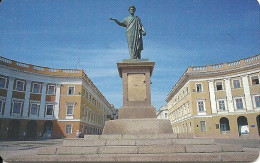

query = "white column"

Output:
[[22, 80, 32, 117], [242, 76, 253, 111], [208, 80, 217, 114], [39, 83, 47, 118], [54, 84, 61, 119], [4, 77, 14, 117], [225, 78, 234, 112]]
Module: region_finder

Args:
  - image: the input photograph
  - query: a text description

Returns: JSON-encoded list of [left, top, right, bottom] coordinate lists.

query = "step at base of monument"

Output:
[[83, 133, 193, 140], [12, 133, 257, 162], [63, 133, 214, 147], [10, 152, 259, 162], [38, 144, 244, 155], [64, 138, 216, 147]]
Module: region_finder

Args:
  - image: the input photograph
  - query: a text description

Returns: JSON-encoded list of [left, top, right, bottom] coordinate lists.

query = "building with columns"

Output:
[[0, 56, 115, 139], [156, 105, 168, 119], [166, 54, 260, 138]]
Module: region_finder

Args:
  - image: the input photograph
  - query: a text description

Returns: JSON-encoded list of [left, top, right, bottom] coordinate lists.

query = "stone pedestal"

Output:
[[117, 59, 156, 119], [102, 118, 173, 135], [102, 59, 173, 135]]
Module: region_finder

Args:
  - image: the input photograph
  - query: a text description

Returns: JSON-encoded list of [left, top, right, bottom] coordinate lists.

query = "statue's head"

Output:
[[128, 5, 136, 12]]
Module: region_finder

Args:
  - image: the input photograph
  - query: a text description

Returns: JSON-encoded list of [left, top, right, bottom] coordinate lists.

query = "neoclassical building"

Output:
[[0, 56, 116, 139], [166, 54, 260, 138], [156, 105, 168, 119]]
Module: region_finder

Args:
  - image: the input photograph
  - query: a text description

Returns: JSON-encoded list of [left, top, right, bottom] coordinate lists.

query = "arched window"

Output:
[[43, 121, 53, 138], [220, 117, 230, 133], [257, 115, 260, 136], [237, 116, 249, 136]]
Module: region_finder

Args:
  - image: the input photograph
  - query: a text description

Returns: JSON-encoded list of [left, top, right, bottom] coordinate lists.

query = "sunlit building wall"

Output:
[[166, 54, 260, 138], [0, 56, 114, 139]]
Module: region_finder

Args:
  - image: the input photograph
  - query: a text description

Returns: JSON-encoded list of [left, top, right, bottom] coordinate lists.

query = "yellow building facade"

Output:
[[166, 54, 260, 138], [0, 56, 115, 139]]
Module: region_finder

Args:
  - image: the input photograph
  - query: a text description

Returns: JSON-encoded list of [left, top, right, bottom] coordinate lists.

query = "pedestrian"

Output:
[[76, 130, 79, 138]]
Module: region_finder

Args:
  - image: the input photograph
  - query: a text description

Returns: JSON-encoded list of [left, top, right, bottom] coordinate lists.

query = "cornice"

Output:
[[166, 54, 260, 102]]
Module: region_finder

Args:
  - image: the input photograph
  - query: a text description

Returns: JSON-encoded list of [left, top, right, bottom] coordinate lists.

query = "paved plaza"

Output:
[[0, 137, 259, 162], [0, 139, 63, 162]]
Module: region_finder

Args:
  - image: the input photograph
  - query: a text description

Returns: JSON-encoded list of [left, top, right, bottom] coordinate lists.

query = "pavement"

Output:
[[0, 139, 63, 162], [214, 138, 260, 150], [0, 138, 259, 162]]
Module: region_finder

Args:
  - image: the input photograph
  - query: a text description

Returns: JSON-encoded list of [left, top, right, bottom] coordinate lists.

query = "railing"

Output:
[[244, 56, 259, 62], [16, 62, 29, 68], [190, 54, 259, 72], [0, 56, 83, 75], [192, 66, 207, 71], [33, 66, 44, 71], [211, 64, 224, 69], [0, 56, 12, 64], [62, 69, 80, 73], [227, 61, 240, 66], [48, 68, 58, 72]]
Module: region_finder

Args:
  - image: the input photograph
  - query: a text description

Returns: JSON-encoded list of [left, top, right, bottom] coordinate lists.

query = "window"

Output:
[[216, 82, 223, 90], [197, 101, 205, 112], [187, 103, 190, 114], [46, 104, 54, 115], [66, 124, 72, 133], [91, 113, 94, 122], [200, 121, 206, 132], [0, 99, 4, 112], [82, 107, 85, 118], [82, 89, 85, 97], [196, 84, 202, 92], [88, 111, 91, 122], [66, 104, 74, 115], [86, 91, 89, 100], [32, 83, 41, 93], [251, 76, 259, 85], [12, 101, 23, 114], [68, 87, 74, 95], [89, 94, 92, 101], [218, 100, 226, 111], [254, 95, 260, 108], [186, 87, 189, 94], [233, 80, 241, 88], [15, 80, 25, 91], [30, 103, 40, 116], [0, 77, 7, 88], [235, 98, 244, 110], [220, 117, 230, 132], [165, 113, 168, 119], [47, 85, 55, 95]]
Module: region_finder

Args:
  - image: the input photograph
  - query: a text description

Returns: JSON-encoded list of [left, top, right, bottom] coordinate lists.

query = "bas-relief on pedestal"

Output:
[[102, 59, 173, 135]]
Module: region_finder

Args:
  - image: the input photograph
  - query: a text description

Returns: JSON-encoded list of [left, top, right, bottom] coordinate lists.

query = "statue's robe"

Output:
[[123, 16, 144, 59]]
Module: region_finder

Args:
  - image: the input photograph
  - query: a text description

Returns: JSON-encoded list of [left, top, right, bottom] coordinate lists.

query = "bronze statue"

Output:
[[110, 6, 146, 59]]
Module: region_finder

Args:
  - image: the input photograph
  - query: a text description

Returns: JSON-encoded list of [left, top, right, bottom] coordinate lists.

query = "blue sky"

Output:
[[0, 0, 259, 110]]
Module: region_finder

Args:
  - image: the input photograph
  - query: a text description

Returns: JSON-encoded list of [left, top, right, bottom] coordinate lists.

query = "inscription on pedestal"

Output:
[[127, 73, 146, 101]]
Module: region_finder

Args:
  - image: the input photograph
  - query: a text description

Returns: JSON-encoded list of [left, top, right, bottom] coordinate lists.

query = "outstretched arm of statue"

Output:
[[110, 18, 126, 27]]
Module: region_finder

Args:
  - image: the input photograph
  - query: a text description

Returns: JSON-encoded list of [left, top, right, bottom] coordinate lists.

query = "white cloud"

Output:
[[84, 68, 118, 78]]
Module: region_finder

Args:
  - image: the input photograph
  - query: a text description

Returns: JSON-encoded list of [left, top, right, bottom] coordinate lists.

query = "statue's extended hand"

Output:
[[110, 18, 116, 21]]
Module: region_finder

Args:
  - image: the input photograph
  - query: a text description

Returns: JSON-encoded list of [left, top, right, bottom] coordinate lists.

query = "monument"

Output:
[[103, 6, 173, 135], [9, 6, 258, 162]]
